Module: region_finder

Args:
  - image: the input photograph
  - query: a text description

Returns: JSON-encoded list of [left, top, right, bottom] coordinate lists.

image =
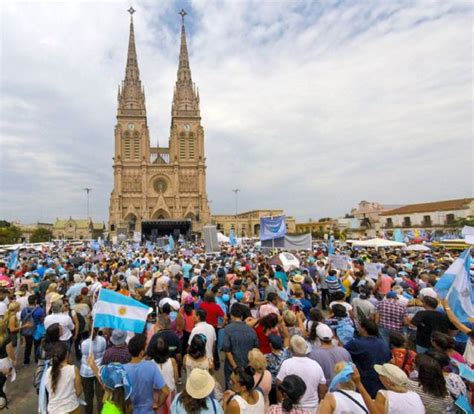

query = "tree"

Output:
[[454, 216, 474, 227], [30, 228, 52, 243], [0, 225, 21, 244]]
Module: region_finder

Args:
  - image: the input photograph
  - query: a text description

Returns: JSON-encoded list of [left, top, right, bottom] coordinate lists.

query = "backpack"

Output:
[[21, 307, 36, 337]]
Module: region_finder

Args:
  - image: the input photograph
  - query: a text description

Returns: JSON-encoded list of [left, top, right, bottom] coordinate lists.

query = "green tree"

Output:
[[454, 216, 474, 227], [30, 228, 52, 243], [0, 225, 21, 244]]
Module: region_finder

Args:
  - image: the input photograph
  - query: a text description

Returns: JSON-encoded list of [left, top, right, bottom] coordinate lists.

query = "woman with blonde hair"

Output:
[[317, 362, 368, 414], [248, 348, 272, 410], [45, 284, 58, 314], [5, 301, 31, 363]]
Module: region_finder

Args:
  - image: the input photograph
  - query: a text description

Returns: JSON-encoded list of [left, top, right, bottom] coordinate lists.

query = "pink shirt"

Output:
[[378, 275, 393, 295]]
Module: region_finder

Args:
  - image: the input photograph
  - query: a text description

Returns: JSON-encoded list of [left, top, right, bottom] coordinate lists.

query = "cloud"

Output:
[[0, 0, 472, 225]]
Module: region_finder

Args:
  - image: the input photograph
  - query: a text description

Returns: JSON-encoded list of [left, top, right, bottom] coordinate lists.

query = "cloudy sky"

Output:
[[0, 0, 472, 224]]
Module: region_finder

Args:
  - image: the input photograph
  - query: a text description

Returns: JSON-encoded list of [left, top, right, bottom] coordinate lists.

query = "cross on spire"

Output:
[[127, 6, 135, 15], [179, 9, 187, 24]]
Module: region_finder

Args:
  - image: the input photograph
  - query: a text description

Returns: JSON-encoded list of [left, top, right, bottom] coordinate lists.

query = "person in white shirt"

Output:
[[276, 335, 327, 413], [126, 270, 140, 294], [188, 309, 216, 361], [44, 301, 75, 343]]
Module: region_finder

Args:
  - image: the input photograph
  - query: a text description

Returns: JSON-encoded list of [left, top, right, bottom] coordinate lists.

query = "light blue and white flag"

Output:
[[93, 289, 151, 333], [328, 236, 335, 255], [8, 249, 19, 270], [435, 248, 474, 323], [229, 229, 237, 247], [393, 229, 404, 243], [163, 234, 174, 252], [259, 216, 287, 241]]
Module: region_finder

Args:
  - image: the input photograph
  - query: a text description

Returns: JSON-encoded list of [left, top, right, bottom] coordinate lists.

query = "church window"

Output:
[[123, 138, 131, 158], [179, 132, 186, 159], [133, 138, 140, 159], [188, 132, 195, 159]]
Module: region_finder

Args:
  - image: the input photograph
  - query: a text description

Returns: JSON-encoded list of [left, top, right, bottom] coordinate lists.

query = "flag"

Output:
[[259, 216, 287, 241], [229, 229, 237, 247], [93, 289, 151, 333], [328, 236, 335, 255], [393, 229, 404, 243], [164, 234, 174, 252], [8, 249, 19, 270], [435, 248, 474, 323]]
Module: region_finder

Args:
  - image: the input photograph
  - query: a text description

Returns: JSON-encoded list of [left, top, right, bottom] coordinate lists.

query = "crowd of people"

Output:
[[0, 238, 472, 414]]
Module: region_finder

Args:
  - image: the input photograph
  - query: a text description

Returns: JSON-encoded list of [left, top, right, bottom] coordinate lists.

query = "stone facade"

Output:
[[212, 210, 296, 238], [108, 11, 210, 238], [295, 219, 337, 236], [53, 218, 105, 240]]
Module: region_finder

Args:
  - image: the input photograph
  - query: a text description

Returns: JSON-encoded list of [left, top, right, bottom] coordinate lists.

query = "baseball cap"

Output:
[[268, 334, 284, 350], [374, 363, 408, 386], [386, 291, 398, 299], [316, 324, 334, 341]]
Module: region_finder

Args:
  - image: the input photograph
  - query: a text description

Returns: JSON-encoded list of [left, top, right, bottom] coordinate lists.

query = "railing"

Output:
[[150, 148, 170, 164]]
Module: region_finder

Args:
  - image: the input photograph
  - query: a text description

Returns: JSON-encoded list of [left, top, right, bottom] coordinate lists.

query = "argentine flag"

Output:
[[229, 229, 237, 247], [93, 289, 151, 333], [8, 249, 19, 270], [435, 248, 474, 323], [328, 236, 335, 255]]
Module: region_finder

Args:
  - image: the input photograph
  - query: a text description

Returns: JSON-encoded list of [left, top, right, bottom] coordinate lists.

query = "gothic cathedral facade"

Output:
[[108, 11, 211, 238]]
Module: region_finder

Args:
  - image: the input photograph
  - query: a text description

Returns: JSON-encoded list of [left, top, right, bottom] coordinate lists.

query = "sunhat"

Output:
[[374, 363, 408, 386], [186, 368, 215, 399]]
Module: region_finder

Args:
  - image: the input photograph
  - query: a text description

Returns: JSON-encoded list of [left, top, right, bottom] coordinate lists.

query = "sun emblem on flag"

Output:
[[118, 307, 127, 316]]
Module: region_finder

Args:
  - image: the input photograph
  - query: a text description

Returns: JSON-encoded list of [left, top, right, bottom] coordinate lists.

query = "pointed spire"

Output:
[[118, 7, 146, 117], [172, 9, 200, 118]]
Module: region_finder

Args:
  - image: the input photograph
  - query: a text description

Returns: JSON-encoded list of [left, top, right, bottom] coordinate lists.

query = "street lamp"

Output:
[[83, 188, 92, 218], [232, 189, 240, 216]]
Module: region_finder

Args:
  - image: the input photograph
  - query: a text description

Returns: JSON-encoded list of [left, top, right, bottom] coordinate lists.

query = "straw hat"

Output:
[[186, 368, 215, 399], [292, 274, 304, 284], [374, 363, 408, 386], [49, 292, 63, 303]]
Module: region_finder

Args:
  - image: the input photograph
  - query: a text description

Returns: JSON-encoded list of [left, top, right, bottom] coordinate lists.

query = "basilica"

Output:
[[108, 9, 211, 240]]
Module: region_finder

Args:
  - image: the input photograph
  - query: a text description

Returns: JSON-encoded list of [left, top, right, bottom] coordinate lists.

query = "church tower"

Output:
[[108, 8, 210, 239]]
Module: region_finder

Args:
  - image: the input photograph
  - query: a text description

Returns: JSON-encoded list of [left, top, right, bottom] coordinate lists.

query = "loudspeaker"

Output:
[[203, 225, 219, 252]]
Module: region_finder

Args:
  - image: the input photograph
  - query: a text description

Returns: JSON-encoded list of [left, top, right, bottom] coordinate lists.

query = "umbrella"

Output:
[[349, 238, 406, 248], [268, 252, 300, 272], [406, 244, 431, 251]]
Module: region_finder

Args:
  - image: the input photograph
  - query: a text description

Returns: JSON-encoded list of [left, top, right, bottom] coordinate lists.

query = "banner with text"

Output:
[[364, 262, 384, 279], [329, 254, 351, 271]]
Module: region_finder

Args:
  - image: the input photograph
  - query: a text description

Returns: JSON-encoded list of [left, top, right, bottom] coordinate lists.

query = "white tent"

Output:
[[349, 238, 406, 248], [406, 244, 431, 251], [217, 232, 229, 243]]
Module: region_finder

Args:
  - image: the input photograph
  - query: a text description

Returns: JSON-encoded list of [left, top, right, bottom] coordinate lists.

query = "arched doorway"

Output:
[[151, 209, 170, 220], [254, 224, 260, 236], [124, 213, 137, 234]]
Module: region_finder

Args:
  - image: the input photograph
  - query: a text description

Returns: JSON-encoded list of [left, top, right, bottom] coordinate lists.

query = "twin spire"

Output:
[[118, 7, 200, 118]]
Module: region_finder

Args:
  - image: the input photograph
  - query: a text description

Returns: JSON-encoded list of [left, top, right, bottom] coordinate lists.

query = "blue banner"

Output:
[[259, 216, 287, 241]]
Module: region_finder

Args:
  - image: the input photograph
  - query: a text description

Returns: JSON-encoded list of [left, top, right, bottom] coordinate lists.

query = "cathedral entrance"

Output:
[[141, 219, 192, 241]]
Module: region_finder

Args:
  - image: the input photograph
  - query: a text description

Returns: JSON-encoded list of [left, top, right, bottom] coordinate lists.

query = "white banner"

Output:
[[329, 254, 351, 270], [133, 232, 141, 243], [364, 262, 384, 279]]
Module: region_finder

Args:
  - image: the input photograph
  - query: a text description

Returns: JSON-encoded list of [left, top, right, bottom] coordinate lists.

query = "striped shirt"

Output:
[[326, 276, 342, 294], [268, 404, 312, 414]]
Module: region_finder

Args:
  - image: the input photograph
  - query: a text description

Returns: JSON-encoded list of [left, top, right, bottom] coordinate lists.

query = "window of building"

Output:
[[179, 132, 186, 159], [188, 133, 195, 159], [403, 217, 411, 227], [423, 215, 432, 226], [216, 224, 222, 231], [133, 138, 140, 159], [386, 218, 393, 228], [446, 214, 455, 225], [123, 138, 131, 158]]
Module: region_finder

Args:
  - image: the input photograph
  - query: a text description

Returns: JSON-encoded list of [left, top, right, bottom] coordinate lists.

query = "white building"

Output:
[[380, 198, 474, 232]]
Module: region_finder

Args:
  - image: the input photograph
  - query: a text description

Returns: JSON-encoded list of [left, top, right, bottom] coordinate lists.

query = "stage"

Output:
[[141, 219, 192, 241]]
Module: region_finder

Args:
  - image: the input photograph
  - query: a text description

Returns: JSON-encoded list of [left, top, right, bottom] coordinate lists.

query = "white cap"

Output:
[[316, 324, 334, 341]]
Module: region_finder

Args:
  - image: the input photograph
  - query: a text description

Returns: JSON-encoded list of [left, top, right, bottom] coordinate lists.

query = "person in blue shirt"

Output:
[[344, 318, 391, 398], [124, 334, 169, 414]]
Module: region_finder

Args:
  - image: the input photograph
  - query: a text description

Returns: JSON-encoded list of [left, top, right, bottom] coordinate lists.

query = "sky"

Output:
[[0, 0, 473, 224]]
